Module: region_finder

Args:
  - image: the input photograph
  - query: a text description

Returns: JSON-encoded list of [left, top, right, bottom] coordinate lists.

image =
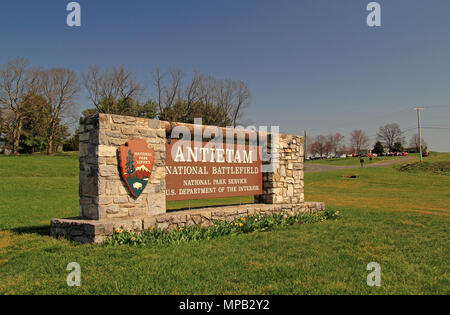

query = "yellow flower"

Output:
[[115, 228, 121, 233], [241, 217, 246, 222], [150, 226, 155, 230], [239, 223, 243, 227], [127, 228, 132, 233], [131, 237, 136, 241]]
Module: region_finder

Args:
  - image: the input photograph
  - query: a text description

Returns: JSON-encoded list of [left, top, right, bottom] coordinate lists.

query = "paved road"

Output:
[[304, 157, 415, 173]]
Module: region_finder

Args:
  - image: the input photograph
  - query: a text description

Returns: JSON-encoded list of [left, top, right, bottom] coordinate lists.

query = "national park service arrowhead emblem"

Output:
[[118, 139, 154, 198]]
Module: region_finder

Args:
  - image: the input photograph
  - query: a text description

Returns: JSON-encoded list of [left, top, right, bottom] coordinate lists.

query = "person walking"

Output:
[[360, 158, 365, 168]]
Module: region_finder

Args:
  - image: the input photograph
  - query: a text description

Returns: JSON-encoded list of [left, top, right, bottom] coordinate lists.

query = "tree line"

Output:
[[307, 123, 427, 157], [0, 58, 251, 155]]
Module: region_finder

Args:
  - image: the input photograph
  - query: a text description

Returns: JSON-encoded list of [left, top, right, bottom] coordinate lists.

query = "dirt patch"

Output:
[[248, 261, 264, 270], [0, 231, 12, 249], [400, 220, 426, 228]]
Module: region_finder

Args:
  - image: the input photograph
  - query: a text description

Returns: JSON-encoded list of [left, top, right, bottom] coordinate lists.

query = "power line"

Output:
[[423, 127, 450, 130], [423, 105, 450, 109]]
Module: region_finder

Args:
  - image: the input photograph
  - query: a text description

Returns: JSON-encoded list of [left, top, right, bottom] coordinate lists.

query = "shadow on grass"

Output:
[[11, 225, 50, 236]]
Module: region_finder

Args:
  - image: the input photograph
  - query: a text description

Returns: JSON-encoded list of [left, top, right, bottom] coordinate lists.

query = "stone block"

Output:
[[99, 165, 118, 177], [97, 145, 117, 157], [143, 217, 157, 229]]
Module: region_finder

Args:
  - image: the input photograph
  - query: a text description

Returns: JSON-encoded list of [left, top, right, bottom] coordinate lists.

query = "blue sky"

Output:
[[1, 0, 449, 151]]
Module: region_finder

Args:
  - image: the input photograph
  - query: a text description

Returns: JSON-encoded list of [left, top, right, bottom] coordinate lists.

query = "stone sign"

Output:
[[165, 140, 262, 201], [50, 114, 325, 244]]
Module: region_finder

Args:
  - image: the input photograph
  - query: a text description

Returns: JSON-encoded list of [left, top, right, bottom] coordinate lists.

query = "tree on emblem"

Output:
[[126, 150, 135, 176]]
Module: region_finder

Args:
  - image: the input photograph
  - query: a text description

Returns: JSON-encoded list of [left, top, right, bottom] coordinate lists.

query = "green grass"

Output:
[[0, 152, 449, 294], [0, 153, 79, 231]]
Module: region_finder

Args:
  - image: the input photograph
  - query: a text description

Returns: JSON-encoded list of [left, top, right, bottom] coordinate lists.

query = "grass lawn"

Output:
[[0, 152, 449, 294]]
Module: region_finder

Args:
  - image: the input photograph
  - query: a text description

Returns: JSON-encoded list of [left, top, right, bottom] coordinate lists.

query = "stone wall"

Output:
[[79, 114, 166, 220], [256, 134, 304, 204], [51, 202, 325, 244]]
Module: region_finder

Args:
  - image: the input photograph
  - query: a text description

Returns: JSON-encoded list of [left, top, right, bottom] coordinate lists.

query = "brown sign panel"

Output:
[[165, 140, 262, 201]]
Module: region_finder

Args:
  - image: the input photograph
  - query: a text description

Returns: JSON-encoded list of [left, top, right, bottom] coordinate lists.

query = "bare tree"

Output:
[[164, 68, 183, 112], [327, 133, 345, 155], [184, 70, 202, 112], [214, 79, 234, 116], [377, 123, 404, 152], [0, 58, 40, 155], [230, 81, 251, 127], [150, 68, 251, 126], [151, 67, 184, 121], [409, 133, 427, 152], [0, 106, 7, 152], [40, 68, 80, 154], [311, 135, 329, 157], [83, 65, 142, 113], [350, 129, 369, 154], [339, 144, 352, 155]]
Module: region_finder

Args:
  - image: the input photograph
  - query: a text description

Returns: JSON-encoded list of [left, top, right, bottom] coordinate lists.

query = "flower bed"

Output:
[[104, 210, 341, 246]]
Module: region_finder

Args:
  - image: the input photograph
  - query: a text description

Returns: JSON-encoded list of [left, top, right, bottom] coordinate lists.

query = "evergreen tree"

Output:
[[63, 131, 80, 152], [393, 142, 404, 153], [373, 141, 385, 154], [126, 150, 135, 175]]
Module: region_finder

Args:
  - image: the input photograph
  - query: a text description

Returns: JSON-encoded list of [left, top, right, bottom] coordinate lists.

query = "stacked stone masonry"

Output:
[[79, 114, 166, 220], [255, 134, 304, 204]]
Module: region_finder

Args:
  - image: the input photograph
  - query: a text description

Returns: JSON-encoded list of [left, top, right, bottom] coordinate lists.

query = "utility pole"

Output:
[[414, 107, 424, 163], [303, 130, 307, 159]]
